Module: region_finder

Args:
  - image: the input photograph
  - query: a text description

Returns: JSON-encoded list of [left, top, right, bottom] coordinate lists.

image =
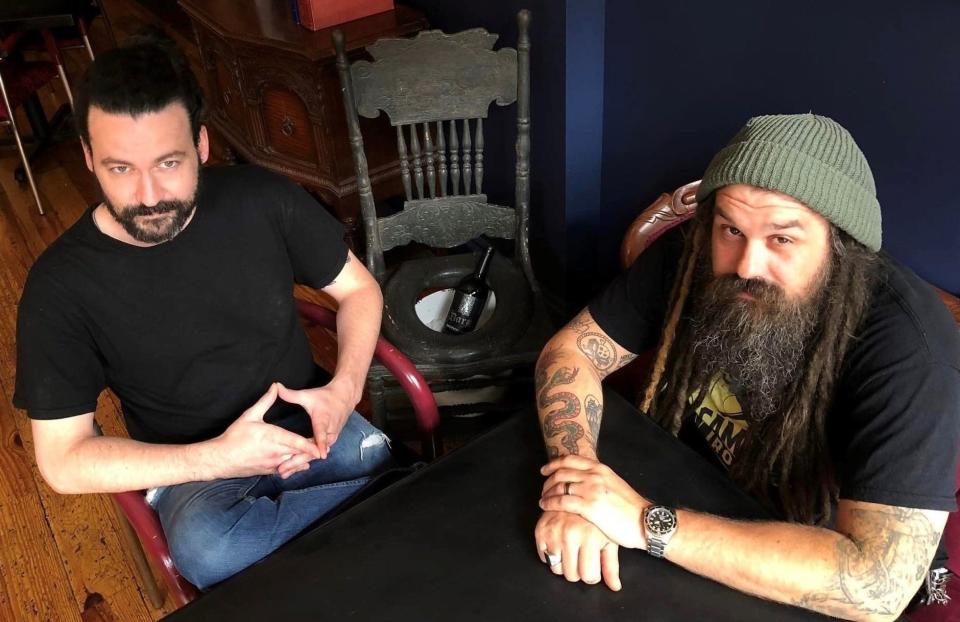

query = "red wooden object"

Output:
[[297, 0, 394, 32]]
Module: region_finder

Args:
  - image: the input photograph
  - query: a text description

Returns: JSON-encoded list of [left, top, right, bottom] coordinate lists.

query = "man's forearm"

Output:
[[536, 309, 639, 459], [536, 345, 605, 459], [40, 434, 222, 494], [668, 507, 939, 622], [330, 285, 382, 404]]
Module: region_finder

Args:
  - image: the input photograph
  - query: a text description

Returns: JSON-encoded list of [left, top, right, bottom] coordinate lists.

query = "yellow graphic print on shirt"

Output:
[[688, 375, 749, 468]]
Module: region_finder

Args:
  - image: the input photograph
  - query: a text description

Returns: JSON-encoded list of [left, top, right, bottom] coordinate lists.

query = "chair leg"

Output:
[[111, 498, 166, 609], [0, 80, 45, 215], [41, 29, 75, 110], [55, 64, 75, 109], [79, 19, 96, 60]]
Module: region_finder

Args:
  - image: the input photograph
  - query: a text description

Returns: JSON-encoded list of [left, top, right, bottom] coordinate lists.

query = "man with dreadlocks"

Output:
[[533, 114, 960, 621]]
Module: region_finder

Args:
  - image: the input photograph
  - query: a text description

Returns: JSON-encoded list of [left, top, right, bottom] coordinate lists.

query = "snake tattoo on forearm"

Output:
[[537, 365, 585, 456]]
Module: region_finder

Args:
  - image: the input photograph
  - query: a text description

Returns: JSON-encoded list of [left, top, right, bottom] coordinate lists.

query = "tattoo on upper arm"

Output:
[[536, 363, 585, 456], [619, 352, 638, 366], [537, 346, 566, 372], [568, 312, 592, 335], [577, 332, 617, 376], [794, 506, 941, 618], [584, 394, 602, 446]]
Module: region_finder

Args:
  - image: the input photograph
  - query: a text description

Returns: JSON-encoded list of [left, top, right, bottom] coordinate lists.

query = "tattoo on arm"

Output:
[[577, 332, 617, 378], [584, 394, 602, 446], [567, 312, 593, 335], [536, 363, 585, 456], [619, 352, 638, 366], [794, 506, 940, 618]]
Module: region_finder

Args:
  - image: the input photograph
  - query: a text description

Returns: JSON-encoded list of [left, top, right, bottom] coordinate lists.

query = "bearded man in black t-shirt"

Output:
[[14, 34, 394, 589], [533, 114, 960, 621]]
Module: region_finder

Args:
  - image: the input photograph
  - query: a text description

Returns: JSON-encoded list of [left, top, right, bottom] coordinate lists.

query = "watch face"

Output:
[[646, 507, 677, 536]]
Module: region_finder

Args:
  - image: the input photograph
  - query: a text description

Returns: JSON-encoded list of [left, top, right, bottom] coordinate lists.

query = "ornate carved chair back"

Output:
[[333, 11, 536, 292]]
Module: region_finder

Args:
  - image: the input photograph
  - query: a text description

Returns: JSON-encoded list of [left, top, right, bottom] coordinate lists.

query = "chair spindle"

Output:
[[396, 126, 412, 201], [449, 119, 460, 196], [475, 117, 484, 195], [436, 121, 448, 196], [410, 123, 424, 199], [423, 122, 436, 198], [462, 119, 473, 195]]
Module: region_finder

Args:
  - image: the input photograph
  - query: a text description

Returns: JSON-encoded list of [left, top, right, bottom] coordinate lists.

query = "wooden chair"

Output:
[[111, 301, 440, 609], [332, 10, 553, 438]]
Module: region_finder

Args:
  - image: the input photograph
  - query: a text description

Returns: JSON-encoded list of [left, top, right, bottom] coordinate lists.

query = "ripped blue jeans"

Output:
[[150, 413, 393, 589]]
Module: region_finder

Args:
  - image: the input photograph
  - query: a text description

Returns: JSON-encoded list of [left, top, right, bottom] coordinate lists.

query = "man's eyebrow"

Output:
[[99, 151, 188, 167], [100, 157, 132, 166], [154, 150, 188, 162], [715, 206, 734, 221], [770, 219, 803, 231]]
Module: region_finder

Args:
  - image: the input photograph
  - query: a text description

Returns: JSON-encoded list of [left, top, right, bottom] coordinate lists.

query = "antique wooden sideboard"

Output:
[[178, 0, 428, 239]]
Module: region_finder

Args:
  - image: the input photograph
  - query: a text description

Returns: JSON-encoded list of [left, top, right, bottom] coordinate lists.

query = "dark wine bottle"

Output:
[[442, 246, 495, 335]]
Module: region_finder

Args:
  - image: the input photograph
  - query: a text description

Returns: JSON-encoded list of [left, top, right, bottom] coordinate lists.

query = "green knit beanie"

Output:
[[695, 114, 882, 251]]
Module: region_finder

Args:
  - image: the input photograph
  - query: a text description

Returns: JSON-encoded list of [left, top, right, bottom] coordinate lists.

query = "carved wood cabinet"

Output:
[[178, 0, 428, 238]]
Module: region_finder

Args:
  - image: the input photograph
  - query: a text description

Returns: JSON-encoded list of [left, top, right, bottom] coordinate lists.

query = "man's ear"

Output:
[[197, 125, 209, 165], [81, 140, 94, 172]]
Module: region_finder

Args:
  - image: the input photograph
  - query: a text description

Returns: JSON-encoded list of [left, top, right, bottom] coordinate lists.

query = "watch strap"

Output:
[[647, 536, 668, 558]]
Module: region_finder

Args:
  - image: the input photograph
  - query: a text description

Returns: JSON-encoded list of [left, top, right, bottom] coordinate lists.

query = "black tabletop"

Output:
[[164, 388, 836, 622]]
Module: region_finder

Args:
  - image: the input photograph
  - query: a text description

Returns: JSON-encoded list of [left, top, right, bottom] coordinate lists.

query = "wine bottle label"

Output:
[[444, 292, 480, 333]]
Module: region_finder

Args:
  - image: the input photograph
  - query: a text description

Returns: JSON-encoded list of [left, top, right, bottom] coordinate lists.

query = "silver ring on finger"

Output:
[[546, 552, 561, 567], [564, 481, 572, 496]]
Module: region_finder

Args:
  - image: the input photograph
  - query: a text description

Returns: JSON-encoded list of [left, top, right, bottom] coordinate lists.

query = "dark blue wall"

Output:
[[564, 1, 605, 303], [596, 0, 960, 300]]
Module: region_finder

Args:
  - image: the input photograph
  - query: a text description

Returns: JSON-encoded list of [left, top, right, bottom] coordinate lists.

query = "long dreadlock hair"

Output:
[[640, 201, 880, 524]]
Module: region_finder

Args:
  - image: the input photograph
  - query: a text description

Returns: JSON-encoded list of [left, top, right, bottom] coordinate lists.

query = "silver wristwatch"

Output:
[[643, 505, 678, 558]]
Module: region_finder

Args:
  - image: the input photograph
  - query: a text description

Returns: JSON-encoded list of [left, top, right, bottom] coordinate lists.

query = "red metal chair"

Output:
[[110, 300, 440, 609]]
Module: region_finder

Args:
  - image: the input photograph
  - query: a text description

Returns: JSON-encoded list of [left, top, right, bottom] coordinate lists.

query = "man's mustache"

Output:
[[121, 201, 190, 217], [711, 275, 783, 300]]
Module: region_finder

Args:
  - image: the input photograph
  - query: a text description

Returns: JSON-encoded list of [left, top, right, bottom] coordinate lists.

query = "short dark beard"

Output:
[[103, 168, 200, 244], [688, 252, 830, 422]]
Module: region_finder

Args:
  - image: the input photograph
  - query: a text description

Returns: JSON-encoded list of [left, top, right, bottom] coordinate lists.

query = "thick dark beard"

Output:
[[104, 173, 200, 244], [688, 254, 830, 422]]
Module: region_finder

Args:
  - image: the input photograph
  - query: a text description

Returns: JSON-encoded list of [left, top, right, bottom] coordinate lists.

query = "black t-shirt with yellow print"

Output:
[[677, 375, 750, 471]]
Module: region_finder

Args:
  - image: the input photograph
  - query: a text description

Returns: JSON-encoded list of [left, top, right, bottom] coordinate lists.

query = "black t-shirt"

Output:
[[14, 165, 348, 444], [590, 225, 960, 515]]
